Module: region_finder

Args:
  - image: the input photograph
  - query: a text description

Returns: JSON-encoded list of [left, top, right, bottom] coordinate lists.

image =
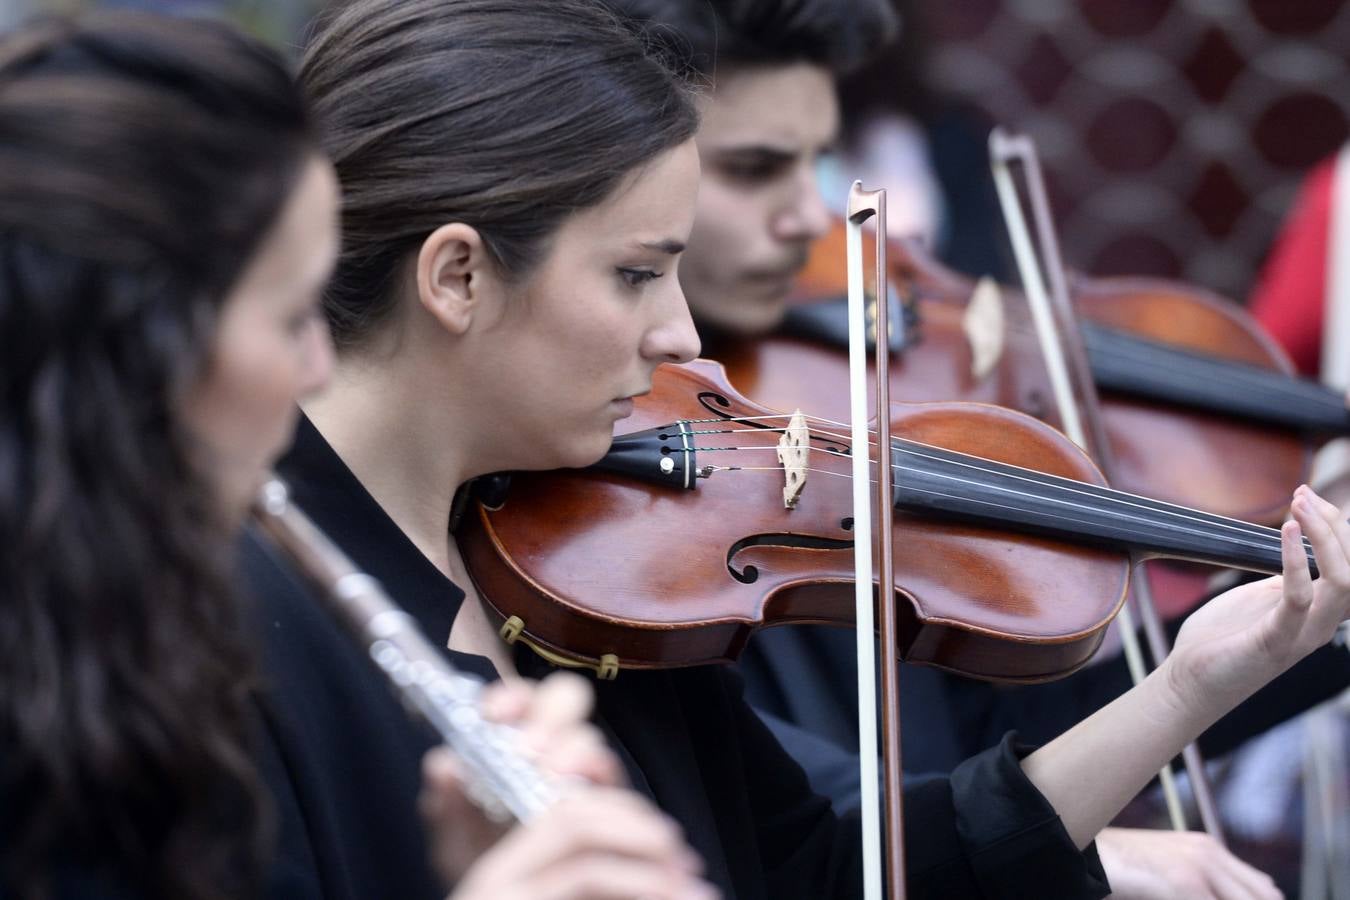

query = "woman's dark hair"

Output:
[[604, 0, 899, 80], [300, 0, 700, 350], [0, 13, 315, 900]]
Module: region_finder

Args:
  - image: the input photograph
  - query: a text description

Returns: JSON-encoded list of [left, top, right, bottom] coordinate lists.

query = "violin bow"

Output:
[[988, 128, 1226, 841], [846, 181, 907, 898]]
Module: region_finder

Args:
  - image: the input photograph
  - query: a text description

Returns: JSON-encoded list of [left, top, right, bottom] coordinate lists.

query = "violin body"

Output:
[[763, 226, 1317, 525], [462, 360, 1128, 683], [1073, 276, 1310, 523]]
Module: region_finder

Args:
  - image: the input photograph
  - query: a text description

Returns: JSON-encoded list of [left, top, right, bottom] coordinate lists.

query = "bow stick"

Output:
[[989, 128, 1226, 840], [846, 181, 907, 898]]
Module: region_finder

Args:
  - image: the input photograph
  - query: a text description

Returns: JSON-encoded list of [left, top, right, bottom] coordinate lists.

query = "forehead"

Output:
[[549, 140, 701, 249], [697, 63, 839, 150]]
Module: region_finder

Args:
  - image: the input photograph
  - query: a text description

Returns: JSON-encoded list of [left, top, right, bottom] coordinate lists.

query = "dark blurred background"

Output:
[[913, 0, 1350, 300], [11, 0, 1350, 301]]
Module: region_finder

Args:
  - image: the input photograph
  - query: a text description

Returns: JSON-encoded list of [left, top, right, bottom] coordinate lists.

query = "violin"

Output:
[[717, 223, 1342, 525], [459, 360, 1309, 682]]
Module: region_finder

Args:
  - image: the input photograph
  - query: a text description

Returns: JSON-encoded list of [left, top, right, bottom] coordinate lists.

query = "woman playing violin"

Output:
[[0, 12, 700, 900], [238, 0, 1350, 897], [605, 1, 1346, 897]]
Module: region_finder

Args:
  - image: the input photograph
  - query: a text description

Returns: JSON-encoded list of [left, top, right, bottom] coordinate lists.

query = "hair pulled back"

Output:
[[300, 0, 699, 350], [0, 13, 315, 899]]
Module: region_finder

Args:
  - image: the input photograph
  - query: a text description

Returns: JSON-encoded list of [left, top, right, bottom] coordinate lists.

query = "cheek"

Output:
[[237, 342, 300, 422], [546, 325, 623, 404], [195, 346, 299, 461], [693, 203, 756, 279], [684, 221, 733, 292], [694, 187, 742, 251]]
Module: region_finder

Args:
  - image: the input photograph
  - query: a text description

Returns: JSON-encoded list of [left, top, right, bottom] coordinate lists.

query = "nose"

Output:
[[641, 279, 701, 364], [771, 162, 833, 243], [298, 317, 336, 398]]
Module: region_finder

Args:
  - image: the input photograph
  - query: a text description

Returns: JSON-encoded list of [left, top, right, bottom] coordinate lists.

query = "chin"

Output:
[[198, 450, 272, 529], [720, 305, 789, 339], [517, 433, 612, 474], [565, 429, 617, 471], [214, 474, 257, 530], [737, 288, 795, 335]]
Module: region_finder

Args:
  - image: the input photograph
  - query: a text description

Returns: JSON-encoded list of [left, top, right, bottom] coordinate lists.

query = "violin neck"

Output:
[[784, 297, 1349, 434], [891, 439, 1313, 576], [1082, 323, 1349, 435]]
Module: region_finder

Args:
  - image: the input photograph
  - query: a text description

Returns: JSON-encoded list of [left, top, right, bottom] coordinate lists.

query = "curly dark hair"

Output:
[[0, 13, 316, 900]]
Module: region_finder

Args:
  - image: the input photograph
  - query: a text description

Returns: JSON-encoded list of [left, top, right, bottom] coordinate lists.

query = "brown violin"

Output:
[[717, 224, 1343, 525], [460, 360, 1309, 683]]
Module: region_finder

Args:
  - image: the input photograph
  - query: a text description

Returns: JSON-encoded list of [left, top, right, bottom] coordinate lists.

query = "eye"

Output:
[[618, 267, 663, 288], [286, 304, 322, 337], [717, 152, 793, 186], [722, 161, 778, 183]]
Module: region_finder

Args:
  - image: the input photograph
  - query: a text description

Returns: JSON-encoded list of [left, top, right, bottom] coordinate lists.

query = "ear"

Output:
[[415, 223, 496, 335]]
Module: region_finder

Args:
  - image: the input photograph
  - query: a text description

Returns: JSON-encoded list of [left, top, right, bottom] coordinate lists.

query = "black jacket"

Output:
[[242, 416, 1110, 899]]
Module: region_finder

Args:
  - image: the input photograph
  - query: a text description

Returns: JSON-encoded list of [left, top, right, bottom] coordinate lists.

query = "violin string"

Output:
[[693, 409, 1295, 539], [679, 412, 1304, 554], [698, 443, 1297, 557], [887, 449, 1300, 558], [690, 465, 1309, 575], [703, 459, 1309, 565], [682, 406, 1304, 545], [686, 413, 1291, 539]]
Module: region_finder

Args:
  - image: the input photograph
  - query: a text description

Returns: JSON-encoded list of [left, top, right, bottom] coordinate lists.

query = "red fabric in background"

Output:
[[1248, 158, 1337, 376]]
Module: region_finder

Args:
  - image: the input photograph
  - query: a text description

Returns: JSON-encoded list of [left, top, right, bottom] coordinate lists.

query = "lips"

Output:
[[746, 266, 801, 284], [609, 382, 652, 419], [746, 249, 809, 283]]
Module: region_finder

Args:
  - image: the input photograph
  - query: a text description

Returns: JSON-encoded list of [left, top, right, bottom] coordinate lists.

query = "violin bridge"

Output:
[[963, 275, 1005, 380], [776, 409, 810, 509]]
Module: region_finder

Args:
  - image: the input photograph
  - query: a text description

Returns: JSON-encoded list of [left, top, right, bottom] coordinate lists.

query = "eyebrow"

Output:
[[713, 139, 840, 160], [713, 145, 797, 160], [638, 239, 686, 255]]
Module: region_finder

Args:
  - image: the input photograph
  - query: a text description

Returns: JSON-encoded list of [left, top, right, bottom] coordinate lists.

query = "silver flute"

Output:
[[252, 477, 557, 823]]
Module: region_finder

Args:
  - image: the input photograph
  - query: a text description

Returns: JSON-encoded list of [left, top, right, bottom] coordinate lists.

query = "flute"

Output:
[[252, 477, 557, 823]]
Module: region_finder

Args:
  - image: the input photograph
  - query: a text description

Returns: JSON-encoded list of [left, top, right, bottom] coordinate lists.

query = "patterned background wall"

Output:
[[920, 0, 1350, 301], [9, 0, 1350, 304]]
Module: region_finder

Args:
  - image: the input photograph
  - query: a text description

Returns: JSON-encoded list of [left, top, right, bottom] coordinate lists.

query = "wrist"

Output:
[[1154, 651, 1243, 738]]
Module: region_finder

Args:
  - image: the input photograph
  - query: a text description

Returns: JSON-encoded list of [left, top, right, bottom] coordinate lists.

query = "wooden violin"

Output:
[[459, 360, 1310, 682], [716, 224, 1343, 525]]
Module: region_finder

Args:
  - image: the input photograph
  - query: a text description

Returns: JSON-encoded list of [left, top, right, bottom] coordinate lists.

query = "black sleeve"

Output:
[[252, 705, 325, 900], [720, 670, 1109, 899], [722, 668, 862, 898], [939, 734, 1109, 899], [238, 530, 447, 900], [757, 709, 867, 813], [35, 870, 142, 900]]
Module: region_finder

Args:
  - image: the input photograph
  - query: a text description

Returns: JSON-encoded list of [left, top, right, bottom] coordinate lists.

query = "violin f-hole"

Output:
[[725, 533, 854, 584]]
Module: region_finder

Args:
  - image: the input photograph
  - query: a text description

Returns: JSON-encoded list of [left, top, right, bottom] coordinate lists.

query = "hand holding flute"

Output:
[[253, 479, 717, 900]]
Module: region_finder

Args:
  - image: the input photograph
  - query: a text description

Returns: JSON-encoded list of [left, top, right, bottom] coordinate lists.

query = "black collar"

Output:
[[277, 415, 496, 681]]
